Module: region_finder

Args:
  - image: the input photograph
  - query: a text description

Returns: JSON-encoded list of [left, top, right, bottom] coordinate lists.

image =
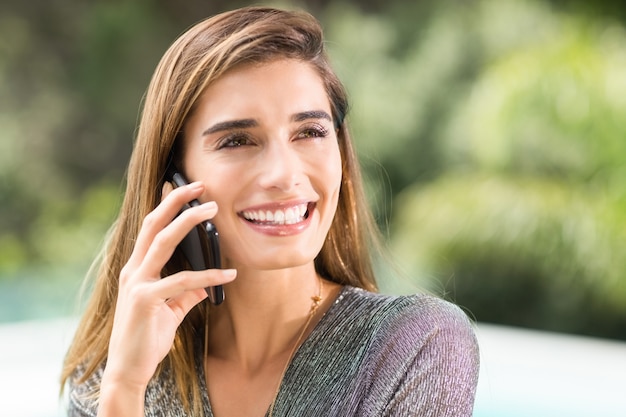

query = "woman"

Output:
[[61, 6, 479, 417]]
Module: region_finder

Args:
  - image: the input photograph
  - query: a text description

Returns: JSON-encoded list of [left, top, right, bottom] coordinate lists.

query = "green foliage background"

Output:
[[1, 0, 625, 340]]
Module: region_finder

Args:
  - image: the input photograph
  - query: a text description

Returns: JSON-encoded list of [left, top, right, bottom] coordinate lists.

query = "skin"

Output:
[[99, 185, 237, 417], [98, 59, 344, 417], [184, 59, 343, 416]]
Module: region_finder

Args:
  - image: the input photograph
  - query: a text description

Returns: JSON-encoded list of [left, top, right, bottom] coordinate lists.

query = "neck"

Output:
[[207, 263, 324, 372]]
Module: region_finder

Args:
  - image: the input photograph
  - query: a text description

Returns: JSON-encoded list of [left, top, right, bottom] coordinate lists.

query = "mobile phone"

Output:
[[165, 164, 224, 305]]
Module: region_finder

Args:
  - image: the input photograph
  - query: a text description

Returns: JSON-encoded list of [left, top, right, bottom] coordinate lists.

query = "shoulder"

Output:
[[338, 286, 477, 339], [341, 288, 480, 413], [335, 286, 479, 367], [311, 287, 479, 414]]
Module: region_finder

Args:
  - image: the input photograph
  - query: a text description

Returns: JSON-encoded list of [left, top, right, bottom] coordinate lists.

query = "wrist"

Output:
[[97, 369, 147, 417], [101, 365, 148, 394]]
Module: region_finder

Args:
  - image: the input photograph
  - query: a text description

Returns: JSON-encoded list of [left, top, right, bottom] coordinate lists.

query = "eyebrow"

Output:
[[202, 119, 258, 136], [201, 110, 333, 136], [291, 110, 333, 123]]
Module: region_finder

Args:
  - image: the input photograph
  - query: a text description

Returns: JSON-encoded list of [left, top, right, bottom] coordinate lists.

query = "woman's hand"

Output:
[[98, 181, 236, 416]]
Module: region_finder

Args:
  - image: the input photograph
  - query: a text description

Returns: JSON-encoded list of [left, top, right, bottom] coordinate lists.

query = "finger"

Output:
[[126, 181, 204, 271], [166, 287, 209, 323], [161, 181, 174, 202], [138, 201, 218, 277], [154, 269, 237, 312]]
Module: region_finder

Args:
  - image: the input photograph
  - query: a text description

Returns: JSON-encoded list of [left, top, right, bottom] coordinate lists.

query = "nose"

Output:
[[256, 141, 303, 192]]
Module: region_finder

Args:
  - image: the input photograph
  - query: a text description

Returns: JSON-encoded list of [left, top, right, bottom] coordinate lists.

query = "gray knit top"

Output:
[[69, 286, 480, 416]]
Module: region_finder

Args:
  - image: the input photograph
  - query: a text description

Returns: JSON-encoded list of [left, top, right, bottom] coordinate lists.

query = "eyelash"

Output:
[[297, 124, 329, 139], [216, 124, 330, 149], [217, 132, 250, 149]]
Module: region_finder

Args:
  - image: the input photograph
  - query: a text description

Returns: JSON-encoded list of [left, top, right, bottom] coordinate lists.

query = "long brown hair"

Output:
[[61, 6, 381, 414]]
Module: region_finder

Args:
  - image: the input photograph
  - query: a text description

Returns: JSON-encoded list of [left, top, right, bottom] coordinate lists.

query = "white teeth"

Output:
[[242, 203, 309, 225], [285, 208, 296, 224]]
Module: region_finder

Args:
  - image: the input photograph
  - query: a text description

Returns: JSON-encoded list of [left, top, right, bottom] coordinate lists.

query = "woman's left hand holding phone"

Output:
[[97, 181, 237, 417]]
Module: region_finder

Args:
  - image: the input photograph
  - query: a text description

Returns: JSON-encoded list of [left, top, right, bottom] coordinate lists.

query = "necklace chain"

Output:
[[203, 277, 324, 417], [267, 277, 323, 417]]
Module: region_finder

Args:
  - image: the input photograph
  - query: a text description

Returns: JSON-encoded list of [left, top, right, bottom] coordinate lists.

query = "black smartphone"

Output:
[[165, 164, 225, 305]]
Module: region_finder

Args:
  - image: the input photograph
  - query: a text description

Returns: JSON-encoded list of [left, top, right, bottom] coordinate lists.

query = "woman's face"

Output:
[[182, 59, 342, 271]]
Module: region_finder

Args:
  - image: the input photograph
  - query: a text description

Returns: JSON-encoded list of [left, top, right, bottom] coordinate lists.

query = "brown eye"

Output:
[[297, 125, 329, 139], [218, 133, 252, 149]]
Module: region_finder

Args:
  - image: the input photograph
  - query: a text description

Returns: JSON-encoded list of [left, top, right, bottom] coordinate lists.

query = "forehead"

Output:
[[192, 59, 331, 119]]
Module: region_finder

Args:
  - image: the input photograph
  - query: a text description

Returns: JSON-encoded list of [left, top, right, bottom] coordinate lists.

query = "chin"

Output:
[[260, 254, 315, 271], [231, 247, 319, 271]]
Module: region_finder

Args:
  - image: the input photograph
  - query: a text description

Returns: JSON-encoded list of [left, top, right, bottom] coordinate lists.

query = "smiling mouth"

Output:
[[240, 203, 312, 225]]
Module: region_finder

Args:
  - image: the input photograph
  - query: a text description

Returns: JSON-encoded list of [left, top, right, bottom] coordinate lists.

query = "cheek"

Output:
[[315, 146, 343, 221], [187, 158, 238, 204], [326, 146, 343, 195]]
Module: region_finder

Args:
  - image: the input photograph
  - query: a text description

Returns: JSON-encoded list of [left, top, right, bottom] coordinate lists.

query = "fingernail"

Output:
[[223, 269, 237, 279], [189, 181, 203, 190], [161, 182, 173, 200], [201, 201, 217, 211]]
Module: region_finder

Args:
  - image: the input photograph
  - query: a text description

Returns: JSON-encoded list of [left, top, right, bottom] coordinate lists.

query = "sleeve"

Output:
[[67, 399, 95, 417], [378, 297, 480, 417], [65, 365, 101, 417]]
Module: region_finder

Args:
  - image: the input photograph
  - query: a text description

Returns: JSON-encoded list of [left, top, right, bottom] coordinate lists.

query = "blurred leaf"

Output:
[[443, 14, 626, 184], [390, 174, 626, 338], [0, 234, 28, 274], [29, 182, 121, 267]]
